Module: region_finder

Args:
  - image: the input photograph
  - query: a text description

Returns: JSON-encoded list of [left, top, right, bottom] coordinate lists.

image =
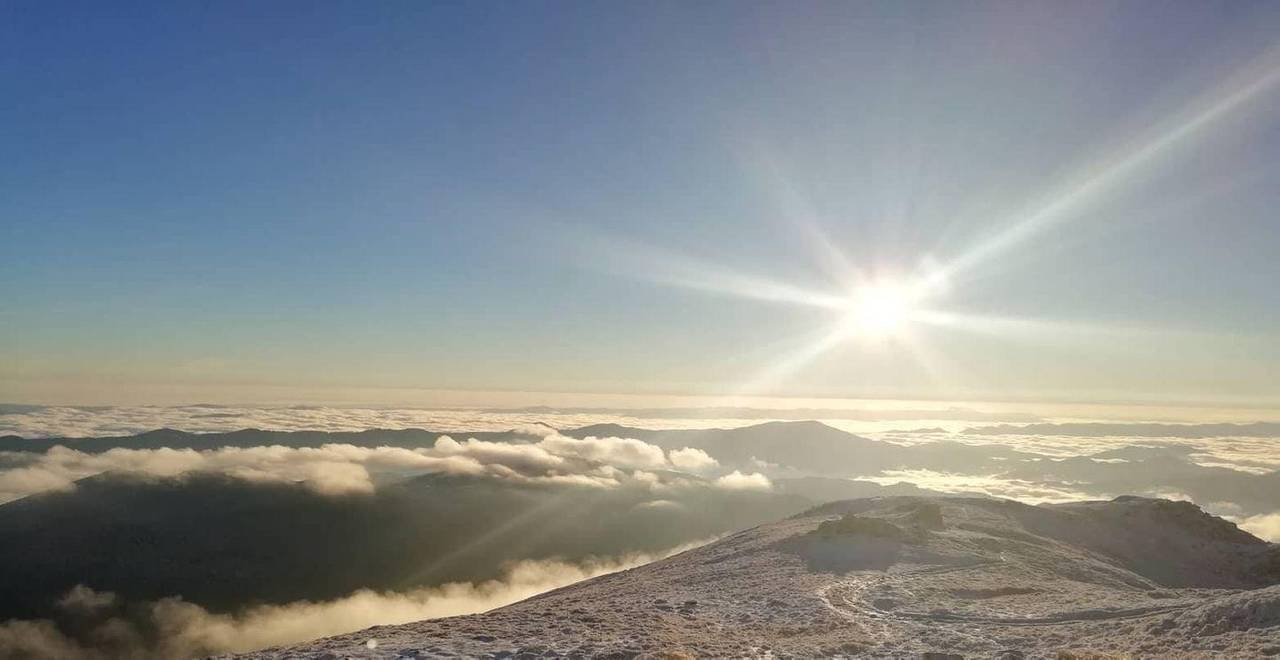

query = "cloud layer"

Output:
[[6, 406, 1275, 475], [0, 429, 742, 503], [0, 403, 1045, 440], [1239, 513, 1280, 542], [855, 468, 1096, 504], [0, 540, 710, 659], [713, 470, 773, 491]]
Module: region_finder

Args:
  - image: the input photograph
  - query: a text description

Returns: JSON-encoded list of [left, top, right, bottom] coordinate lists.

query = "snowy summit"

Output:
[[241, 496, 1280, 658]]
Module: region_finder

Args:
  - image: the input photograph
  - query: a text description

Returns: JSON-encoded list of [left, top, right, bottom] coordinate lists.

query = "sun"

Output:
[[844, 282, 914, 339]]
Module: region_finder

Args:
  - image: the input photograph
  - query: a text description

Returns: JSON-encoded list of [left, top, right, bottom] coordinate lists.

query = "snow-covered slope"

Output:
[[242, 497, 1280, 658]]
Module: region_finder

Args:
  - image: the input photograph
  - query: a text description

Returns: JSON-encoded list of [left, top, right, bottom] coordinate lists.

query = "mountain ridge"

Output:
[[240, 495, 1280, 658]]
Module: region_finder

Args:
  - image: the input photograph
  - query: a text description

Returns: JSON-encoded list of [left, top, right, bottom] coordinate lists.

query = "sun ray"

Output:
[[405, 493, 577, 586], [581, 43, 1280, 404], [752, 153, 865, 286], [935, 45, 1280, 284], [913, 310, 1218, 347], [893, 326, 963, 398], [585, 235, 848, 310], [732, 323, 857, 396]]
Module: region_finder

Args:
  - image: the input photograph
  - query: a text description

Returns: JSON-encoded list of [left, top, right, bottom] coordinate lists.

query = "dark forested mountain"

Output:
[[0, 470, 810, 621]]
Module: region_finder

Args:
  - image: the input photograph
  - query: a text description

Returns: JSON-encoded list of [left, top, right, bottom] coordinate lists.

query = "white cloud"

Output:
[[148, 555, 653, 655], [0, 444, 485, 502], [9, 405, 1275, 476], [1142, 488, 1195, 502], [749, 456, 779, 471], [1204, 501, 1246, 517], [0, 403, 1039, 441], [0, 405, 770, 440], [432, 436, 565, 473], [628, 470, 661, 488], [0, 539, 713, 659], [536, 434, 668, 470], [918, 430, 1280, 474], [714, 470, 772, 491], [856, 469, 1096, 504], [0, 429, 741, 503], [57, 586, 116, 614], [1238, 512, 1280, 542], [669, 447, 718, 472], [0, 620, 87, 660]]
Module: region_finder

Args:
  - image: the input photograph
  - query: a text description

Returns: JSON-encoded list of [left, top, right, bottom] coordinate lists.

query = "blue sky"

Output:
[[3, 1, 1280, 407]]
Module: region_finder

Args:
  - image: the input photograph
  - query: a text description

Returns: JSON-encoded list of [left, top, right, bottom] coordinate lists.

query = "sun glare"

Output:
[[845, 283, 915, 339]]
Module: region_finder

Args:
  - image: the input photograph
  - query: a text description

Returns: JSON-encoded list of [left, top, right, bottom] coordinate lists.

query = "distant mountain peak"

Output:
[[135, 428, 193, 438]]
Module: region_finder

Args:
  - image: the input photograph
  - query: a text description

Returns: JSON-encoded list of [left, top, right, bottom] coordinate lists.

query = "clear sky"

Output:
[[3, 1, 1280, 408]]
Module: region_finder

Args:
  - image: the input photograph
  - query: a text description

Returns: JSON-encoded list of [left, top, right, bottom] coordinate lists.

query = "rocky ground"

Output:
[[238, 496, 1280, 659]]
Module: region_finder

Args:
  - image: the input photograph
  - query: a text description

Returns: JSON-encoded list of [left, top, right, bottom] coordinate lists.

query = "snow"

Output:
[[236, 496, 1280, 658]]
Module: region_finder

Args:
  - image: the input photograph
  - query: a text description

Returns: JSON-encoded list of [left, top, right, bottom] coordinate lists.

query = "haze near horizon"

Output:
[[4, 2, 1280, 412]]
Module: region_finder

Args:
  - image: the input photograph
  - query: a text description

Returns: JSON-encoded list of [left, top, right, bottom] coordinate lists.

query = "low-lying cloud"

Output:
[[857, 469, 1097, 504], [1238, 512, 1280, 542], [0, 403, 1044, 440], [668, 447, 718, 472], [713, 470, 773, 491], [0, 540, 711, 659], [7, 405, 1276, 475], [0, 444, 477, 503], [0, 430, 750, 503], [871, 428, 1280, 474], [532, 432, 669, 470], [964, 421, 1280, 439]]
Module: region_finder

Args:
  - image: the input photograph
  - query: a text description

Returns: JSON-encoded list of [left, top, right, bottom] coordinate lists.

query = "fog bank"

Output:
[[0, 540, 710, 659]]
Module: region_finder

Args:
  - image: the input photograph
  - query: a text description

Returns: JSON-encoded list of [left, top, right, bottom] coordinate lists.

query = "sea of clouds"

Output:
[[0, 405, 670, 438], [4, 405, 1279, 517], [0, 403, 1277, 659], [0, 403, 1044, 439], [0, 425, 763, 504]]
